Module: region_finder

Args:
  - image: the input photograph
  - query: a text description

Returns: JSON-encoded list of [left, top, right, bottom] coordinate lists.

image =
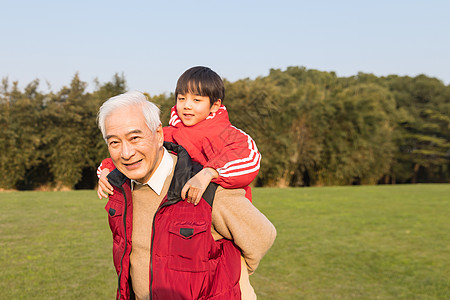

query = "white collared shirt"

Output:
[[131, 148, 173, 195]]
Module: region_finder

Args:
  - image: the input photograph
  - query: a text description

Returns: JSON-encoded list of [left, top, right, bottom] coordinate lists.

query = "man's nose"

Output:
[[121, 141, 135, 160]]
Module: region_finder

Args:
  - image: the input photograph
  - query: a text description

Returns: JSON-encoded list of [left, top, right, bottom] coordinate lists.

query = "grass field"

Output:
[[0, 184, 449, 299]]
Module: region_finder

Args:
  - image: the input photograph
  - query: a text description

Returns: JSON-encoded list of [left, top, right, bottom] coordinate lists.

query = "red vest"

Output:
[[105, 142, 242, 300]]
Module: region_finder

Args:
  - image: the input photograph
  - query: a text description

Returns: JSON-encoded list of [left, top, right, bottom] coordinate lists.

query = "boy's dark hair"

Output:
[[175, 66, 225, 106]]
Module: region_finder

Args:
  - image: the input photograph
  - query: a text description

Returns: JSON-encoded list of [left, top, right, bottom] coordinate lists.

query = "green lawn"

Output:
[[1, 185, 449, 299]]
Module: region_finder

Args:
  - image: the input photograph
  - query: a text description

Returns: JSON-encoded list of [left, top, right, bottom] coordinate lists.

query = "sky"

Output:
[[1, 0, 449, 96]]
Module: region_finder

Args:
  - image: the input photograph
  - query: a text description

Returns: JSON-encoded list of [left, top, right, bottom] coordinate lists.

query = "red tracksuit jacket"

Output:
[[98, 105, 261, 201]]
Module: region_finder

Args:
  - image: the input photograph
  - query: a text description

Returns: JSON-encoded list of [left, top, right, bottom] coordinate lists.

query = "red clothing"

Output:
[[98, 105, 261, 200], [105, 143, 242, 299]]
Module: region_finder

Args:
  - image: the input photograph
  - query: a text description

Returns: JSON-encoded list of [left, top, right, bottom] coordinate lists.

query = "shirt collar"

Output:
[[131, 148, 173, 195]]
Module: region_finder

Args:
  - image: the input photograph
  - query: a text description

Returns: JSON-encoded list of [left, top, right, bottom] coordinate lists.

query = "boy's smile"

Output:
[[176, 92, 221, 126]]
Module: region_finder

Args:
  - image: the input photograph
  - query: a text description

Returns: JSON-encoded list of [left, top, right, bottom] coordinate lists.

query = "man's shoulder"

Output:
[[215, 186, 246, 196], [213, 186, 248, 208]]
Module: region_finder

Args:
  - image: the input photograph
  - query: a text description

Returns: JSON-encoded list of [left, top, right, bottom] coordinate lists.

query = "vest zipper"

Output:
[[117, 185, 128, 300]]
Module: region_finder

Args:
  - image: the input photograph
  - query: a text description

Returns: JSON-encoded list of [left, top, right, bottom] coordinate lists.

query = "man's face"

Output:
[[105, 105, 164, 183]]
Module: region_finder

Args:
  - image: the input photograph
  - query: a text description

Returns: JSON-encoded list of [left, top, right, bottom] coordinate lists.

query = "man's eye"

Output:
[[109, 141, 119, 146]]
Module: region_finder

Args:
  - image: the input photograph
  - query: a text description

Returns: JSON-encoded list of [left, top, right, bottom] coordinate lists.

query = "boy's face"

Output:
[[176, 92, 221, 126]]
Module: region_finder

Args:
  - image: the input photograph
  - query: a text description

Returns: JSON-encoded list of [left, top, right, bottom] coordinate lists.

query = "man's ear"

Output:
[[210, 99, 222, 113], [156, 124, 164, 146]]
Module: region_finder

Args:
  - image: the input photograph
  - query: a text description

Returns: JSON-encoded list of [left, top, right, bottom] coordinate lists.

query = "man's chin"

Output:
[[117, 167, 146, 182]]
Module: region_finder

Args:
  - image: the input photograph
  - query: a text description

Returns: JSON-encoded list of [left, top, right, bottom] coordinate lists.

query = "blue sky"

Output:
[[2, 0, 449, 95]]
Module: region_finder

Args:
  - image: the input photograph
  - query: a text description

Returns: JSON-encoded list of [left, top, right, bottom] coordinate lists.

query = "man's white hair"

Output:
[[97, 91, 161, 140]]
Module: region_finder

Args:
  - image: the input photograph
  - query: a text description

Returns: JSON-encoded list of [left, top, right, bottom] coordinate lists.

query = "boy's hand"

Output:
[[97, 168, 113, 199], [181, 168, 218, 205]]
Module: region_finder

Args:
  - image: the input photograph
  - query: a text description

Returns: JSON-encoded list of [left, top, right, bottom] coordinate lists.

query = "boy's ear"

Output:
[[210, 99, 222, 113]]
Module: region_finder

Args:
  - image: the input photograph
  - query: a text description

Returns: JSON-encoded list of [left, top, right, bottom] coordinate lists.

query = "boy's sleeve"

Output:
[[96, 158, 115, 178], [162, 125, 175, 143], [204, 126, 261, 189]]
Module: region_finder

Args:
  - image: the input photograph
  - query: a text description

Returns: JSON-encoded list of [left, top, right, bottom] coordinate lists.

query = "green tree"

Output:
[[317, 82, 397, 185], [2, 68, 448, 190], [43, 73, 128, 189], [385, 75, 450, 183], [0, 79, 45, 189]]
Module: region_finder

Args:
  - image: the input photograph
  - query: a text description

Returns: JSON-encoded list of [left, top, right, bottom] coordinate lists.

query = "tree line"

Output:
[[0, 67, 448, 190]]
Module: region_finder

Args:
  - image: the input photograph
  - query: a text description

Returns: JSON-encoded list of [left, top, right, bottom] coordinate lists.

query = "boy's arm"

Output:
[[96, 158, 116, 177], [211, 187, 276, 274], [96, 158, 115, 199], [181, 167, 218, 205], [97, 168, 112, 199], [204, 126, 261, 189]]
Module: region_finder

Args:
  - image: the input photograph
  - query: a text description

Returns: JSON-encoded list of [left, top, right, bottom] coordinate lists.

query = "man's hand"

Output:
[[181, 168, 219, 205], [97, 168, 113, 199]]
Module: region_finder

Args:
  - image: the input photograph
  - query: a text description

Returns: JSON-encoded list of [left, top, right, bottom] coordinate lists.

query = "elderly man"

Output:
[[98, 91, 276, 300]]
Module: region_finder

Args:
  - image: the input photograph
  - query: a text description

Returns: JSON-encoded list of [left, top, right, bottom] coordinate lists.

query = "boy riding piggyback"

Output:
[[97, 66, 261, 205]]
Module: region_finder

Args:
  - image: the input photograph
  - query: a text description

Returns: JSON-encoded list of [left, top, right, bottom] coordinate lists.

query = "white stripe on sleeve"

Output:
[[216, 127, 261, 178]]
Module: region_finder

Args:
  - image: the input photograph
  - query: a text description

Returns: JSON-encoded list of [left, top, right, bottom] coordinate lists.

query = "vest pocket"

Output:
[[104, 199, 123, 217], [168, 221, 209, 272]]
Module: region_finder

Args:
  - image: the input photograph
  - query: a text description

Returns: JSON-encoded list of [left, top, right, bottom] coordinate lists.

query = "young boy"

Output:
[[97, 66, 261, 205]]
